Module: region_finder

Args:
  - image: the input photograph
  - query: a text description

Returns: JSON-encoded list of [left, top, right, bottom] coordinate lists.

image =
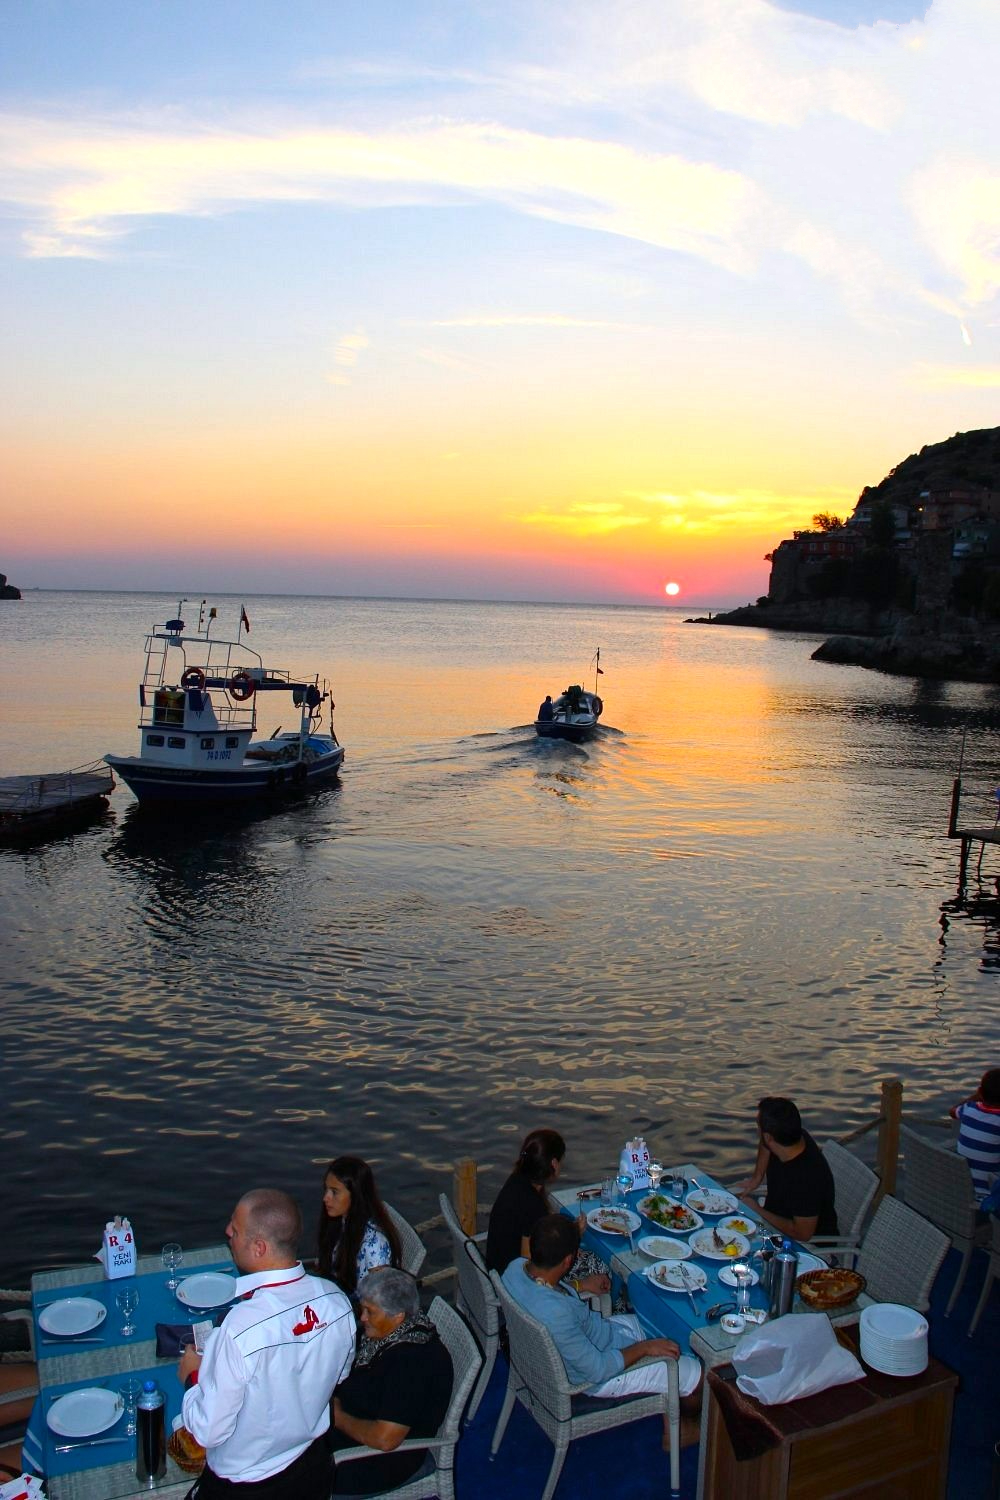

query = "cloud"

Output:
[[419, 313, 650, 330], [326, 329, 369, 385], [518, 501, 648, 536]]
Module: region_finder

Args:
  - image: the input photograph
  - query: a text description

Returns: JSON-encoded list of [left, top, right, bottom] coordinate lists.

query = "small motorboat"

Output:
[[535, 649, 605, 744], [105, 601, 345, 804]]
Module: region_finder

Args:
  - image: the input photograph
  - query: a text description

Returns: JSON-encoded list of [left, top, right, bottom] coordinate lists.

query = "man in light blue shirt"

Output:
[[502, 1215, 701, 1408]]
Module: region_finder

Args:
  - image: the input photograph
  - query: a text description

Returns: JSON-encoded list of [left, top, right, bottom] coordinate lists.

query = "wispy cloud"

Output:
[[518, 501, 648, 536], [418, 312, 650, 330]]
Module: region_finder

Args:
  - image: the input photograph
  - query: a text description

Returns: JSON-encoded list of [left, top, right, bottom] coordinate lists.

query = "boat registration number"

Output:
[[206, 750, 233, 761]]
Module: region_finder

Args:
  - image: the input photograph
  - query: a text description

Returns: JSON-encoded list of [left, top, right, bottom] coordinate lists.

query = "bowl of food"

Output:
[[637, 1235, 693, 1262], [637, 1194, 703, 1234], [685, 1188, 738, 1217], [687, 1226, 751, 1261], [718, 1213, 757, 1238]]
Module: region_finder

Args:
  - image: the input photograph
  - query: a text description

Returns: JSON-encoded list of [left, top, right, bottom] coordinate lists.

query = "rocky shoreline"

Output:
[[690, 602, 1000, 684]]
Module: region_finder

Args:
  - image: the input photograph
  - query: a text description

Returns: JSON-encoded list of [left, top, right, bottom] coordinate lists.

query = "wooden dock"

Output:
[[0, 761, 115, 838], [946, 773, 1000, 887]]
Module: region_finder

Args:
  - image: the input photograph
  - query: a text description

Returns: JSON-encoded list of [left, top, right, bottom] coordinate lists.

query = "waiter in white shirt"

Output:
[[178, 1188, 355, 1498]]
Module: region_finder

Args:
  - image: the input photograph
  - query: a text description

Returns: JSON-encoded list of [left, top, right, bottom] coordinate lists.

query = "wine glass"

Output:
[[615, 1173, 632, 1207], [120, 1375, 142, 1437], [116, 1285, 139, 1337], [162, 1241, 183, 1291]]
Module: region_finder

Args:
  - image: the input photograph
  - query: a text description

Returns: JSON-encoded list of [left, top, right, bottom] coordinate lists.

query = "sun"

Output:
[[664, 581, 681, 596]]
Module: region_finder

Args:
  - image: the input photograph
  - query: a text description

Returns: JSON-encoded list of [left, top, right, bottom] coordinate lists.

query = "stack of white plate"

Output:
[[859, 1302, 928, 1375]]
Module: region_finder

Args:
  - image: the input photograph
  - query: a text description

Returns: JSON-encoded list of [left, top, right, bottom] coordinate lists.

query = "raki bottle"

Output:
[[136, 1379, 166, 1485], [769, 1238, 799, 1319]]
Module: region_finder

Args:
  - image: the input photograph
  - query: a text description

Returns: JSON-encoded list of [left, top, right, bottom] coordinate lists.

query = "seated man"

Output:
[[735, 1096, 838, 1241], [329, 1268, 453, 1495], [537, 695, 555, 722], [502, 1215, 700, 1448]]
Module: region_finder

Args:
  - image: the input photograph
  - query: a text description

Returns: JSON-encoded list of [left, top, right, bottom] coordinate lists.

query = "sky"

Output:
[[2, 0, 999, 606]]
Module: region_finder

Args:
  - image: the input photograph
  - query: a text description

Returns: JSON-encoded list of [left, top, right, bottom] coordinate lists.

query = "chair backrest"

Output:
[[439, 1193, 500, 1341], [490, 1269, 575, 1418], [822, 1140, 879, 1240], [426, 1295, 484, 1442], [856, 1194, 951, 1311], [899, 1124, 978, 1238], [385, 1203, 428, 1279]]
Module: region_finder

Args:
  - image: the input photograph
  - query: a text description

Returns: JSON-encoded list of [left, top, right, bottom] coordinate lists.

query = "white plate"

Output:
[[794, 1251, 828, 1275], [685, 1189, 738, 1217], [38, 1297, 107, 1337], [718, 1214, 757, 1238], [47, 1388, 123, 1438], [644, 1261, 708, 1293], [718, 1264, 760, 1289], [860, 1303, 927, 1339], [586, 1207, 641, 1237], [637, 1195, 704, 1234], [175, 1272, 237, 1309], [688, 1228, 752, 1261], [637, 1236, 693, 1262]]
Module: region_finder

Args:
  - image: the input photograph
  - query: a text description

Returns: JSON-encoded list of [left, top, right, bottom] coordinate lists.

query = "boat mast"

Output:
[[593, 647, 601, 694]]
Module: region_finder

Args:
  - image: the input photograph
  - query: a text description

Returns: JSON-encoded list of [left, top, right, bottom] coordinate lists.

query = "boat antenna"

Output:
[[592, 646, 603, 694]]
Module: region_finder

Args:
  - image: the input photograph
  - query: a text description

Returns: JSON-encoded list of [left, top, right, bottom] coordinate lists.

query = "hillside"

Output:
[[860, 425, 1000, 510]]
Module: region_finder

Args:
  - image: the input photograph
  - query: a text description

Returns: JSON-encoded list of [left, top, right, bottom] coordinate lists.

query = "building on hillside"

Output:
[[767, 529, 864, 604]]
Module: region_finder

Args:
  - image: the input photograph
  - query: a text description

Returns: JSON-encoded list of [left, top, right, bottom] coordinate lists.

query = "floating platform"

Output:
[[0, 761, 115, 840]]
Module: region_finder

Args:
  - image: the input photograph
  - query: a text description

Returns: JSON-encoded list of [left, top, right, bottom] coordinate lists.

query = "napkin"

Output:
[[155, 1314, 225, 1357], [0, 1476, 44, 1500]]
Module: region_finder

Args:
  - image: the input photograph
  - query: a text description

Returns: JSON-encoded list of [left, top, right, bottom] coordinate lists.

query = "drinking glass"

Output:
[[600, 1178, 614, 1208], [116, 1285, 139, 1337], [733, 1263, 752, 1316], [671, 1174, 686, 1200], [648, 1161, 663, 1190], [615, 1173, 632, 1207], [162, 1241, 183, 1291], [120, 1375, 142, 1437]]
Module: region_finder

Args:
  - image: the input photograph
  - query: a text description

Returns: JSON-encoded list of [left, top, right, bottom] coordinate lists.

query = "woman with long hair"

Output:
[[485, 1128, 610, 1297], [317, 1156, 402, 1298]]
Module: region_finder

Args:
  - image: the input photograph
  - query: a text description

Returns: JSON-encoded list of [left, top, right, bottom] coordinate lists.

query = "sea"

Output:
[[2, 590, 1000, 1284]]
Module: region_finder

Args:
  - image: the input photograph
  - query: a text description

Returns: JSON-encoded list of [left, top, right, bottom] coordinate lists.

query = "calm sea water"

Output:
[[2, 591, 1000, 1282]]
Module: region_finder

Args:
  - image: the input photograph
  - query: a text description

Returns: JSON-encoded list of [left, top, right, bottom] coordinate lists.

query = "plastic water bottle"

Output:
[[769, 1238, 799, 1319], [136, 1379, 166, 1485]]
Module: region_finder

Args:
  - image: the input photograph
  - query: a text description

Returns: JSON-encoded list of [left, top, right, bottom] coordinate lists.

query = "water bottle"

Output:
[[136, 1379, 166, 1485], [769, 1238, 799, 1319]]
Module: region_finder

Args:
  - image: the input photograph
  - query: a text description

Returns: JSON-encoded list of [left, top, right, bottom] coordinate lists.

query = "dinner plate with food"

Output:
[[644, 1261, 708, 1294], [636, 1194, 703, 1234], [684, 1188, 738, 1217], [637, 1235, 693, 1262], [586, 1207, 641, 1237], [687, 1226, 751, 1261], [717, 1213, 758, 1238]]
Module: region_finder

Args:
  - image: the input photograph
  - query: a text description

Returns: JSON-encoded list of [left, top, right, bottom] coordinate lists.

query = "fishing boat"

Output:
[[534, 648, 605, 744], [105, 601, 344, 804]]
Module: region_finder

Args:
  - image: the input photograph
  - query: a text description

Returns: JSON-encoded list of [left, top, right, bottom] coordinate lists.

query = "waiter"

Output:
[[178, 1188, 355, 1498]]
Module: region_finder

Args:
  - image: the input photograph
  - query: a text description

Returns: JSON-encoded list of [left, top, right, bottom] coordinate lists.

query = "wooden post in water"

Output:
[[947, 777, 962, 838], [876, 1077, 902, 1202], [454, 1158, 478, 1236]]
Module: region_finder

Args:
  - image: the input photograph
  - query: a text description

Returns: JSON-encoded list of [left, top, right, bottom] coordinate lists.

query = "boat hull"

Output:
[[105, 747, 344, 804], [534, 718, 597, 744]]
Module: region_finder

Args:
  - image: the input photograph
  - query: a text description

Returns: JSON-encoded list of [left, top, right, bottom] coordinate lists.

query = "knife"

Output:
[[678, 1265, 698, 1314], [54, 1437, 127, 1453], [41, 1337, 105, 1345]]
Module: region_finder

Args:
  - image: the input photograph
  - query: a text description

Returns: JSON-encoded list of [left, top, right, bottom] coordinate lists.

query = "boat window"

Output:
[[167, 737, 186, 749], [146, 734, 165, 747], [225, 736, 239, 748], [200, 737, 215, 750]]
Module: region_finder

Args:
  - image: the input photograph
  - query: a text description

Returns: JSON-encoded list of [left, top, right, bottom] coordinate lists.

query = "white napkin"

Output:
[[0, 1475, 45, 1500]]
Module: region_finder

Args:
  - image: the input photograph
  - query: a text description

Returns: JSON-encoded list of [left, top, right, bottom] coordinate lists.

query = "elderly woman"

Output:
[[486, 1127, 611, 1298], [328, 1268, 453, 1495], [318, 1156, 402, 1300]]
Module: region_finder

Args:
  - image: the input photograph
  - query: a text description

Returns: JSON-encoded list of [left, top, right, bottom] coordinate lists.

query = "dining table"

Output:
[[26, 1243, 235, 1499], [554, 1162, 874, 1500]]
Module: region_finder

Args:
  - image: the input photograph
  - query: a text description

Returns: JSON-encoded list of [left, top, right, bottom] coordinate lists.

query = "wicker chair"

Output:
[[968, 1213, 1000, 1336], [852, 1195, 951, 1312], [385, 1204, 428, 1280], [899, 1124, 989, 1313], [489, 1270, 681, 1500], [334, 1296, 481, 1500], [439, 1192, 500, 1421], [812, 1141, 879, 1257]]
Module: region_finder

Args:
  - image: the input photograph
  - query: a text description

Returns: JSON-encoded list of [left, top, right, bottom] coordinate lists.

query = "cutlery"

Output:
[[54, 1437, 127, 1453], [41, 1336, 105, 1345], [677, 1265, 698, 1314]]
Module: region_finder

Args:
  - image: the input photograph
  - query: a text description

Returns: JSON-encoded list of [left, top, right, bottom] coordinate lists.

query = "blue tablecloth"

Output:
[[33, 1262, 236, 1359], [23, 1362, 183, 1481]]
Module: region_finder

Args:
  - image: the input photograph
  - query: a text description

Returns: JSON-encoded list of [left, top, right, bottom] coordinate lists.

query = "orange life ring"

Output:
[[180, 667, 206, 691], [229, 671, 255, 701]]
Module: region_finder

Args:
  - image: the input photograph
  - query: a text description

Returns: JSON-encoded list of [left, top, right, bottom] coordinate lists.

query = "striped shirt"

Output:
[[955, 1100, 1000, 1204]]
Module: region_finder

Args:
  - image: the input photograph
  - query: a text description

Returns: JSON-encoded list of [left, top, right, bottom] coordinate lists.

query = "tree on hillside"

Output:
[[812, 511, 845, 532], [869, 500, 895, 549]]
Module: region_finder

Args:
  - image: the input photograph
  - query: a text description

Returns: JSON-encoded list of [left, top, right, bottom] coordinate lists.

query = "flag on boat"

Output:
[[240, 606, 251, 634]]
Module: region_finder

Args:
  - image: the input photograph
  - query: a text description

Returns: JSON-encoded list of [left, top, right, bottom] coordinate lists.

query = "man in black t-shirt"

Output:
[[735, 1096, 838, 1241], [329, 1268, 453, 1496]]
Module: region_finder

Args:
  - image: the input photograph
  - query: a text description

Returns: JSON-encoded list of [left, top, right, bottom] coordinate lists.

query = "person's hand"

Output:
[[644, 1337, 680, 1361], [731, 1177, 759, 1196], [178, 1346, 202, 1385], [576, 1272, 611, 1295]]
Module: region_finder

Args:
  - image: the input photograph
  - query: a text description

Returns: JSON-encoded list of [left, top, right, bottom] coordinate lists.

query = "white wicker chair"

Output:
[[489, 1269, 681, 1500], [852, 1195, 951, 1312], [439, 1192, 500, 1421], [899, 1124, 989, 1313], [385, 1204, 428, 1280], [968, 1213, 1000, 1336], [334, 1296, 481, 1500], [812, 1141, 879, 1258]]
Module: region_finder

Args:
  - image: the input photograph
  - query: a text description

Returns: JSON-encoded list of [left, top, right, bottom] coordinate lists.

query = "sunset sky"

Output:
[[3, 0, 999, 605]]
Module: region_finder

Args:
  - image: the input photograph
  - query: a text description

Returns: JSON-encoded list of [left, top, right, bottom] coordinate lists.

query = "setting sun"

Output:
[[665, 581, 681, 596]]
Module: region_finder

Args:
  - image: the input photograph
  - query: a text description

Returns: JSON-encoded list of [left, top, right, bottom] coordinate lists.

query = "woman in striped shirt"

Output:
[[951, 1068, 1000, 1205]]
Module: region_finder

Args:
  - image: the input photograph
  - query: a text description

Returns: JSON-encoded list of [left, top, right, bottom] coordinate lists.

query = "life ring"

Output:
[[269, 767, 286, 789], [229, 671, 255, 701], [181, 667, 206, 691]]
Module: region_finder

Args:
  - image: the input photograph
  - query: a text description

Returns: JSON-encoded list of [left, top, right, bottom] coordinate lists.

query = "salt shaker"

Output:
[[136, 1379, 166, 1485]]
